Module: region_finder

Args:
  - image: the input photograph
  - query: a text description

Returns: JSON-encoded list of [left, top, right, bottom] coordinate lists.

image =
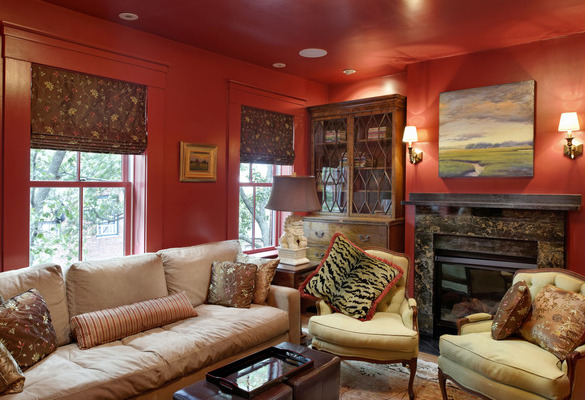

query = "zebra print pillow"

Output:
[[299, 233, 403, 321]]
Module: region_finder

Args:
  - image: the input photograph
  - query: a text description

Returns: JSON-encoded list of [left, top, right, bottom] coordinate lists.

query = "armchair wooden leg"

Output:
[[438, 367, 448, 400], [407, 358, 417, 400]]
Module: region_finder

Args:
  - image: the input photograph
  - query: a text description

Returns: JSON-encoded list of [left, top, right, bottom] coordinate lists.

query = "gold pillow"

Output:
[[519, 284, 585, 360], [235, 253, 279, 304], [0, 342, 24, 394], [207, 261, 257, 308]]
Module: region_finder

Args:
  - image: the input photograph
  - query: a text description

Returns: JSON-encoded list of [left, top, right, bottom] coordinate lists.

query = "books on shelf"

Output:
[[367, 126, 387, 140], [341, 155, 376, 168], [324, 130, 347, 142]]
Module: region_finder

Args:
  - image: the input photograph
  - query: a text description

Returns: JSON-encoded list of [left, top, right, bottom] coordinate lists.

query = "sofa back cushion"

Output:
[[0, 263, 71, 346], [66, 253, 167, 318], [157, 240, 241, 306]]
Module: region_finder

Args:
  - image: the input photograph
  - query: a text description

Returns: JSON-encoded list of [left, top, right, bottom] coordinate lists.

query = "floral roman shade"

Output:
[[31, 64, 147, 155], [240, 105, 295, 165]]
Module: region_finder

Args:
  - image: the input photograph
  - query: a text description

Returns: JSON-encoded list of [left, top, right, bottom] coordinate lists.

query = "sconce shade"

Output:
[[558, 112, 580, 132], [265, 176, 321, 212], [402, 126, 418, 143]]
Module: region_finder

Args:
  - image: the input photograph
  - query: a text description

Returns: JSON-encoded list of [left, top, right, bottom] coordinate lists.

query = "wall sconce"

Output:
[[402, 126, 423, 164], [558, 112, 582, 159]]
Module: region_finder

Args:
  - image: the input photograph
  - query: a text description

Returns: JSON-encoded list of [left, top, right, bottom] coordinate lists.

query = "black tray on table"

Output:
[[205, 346, 314, 398]]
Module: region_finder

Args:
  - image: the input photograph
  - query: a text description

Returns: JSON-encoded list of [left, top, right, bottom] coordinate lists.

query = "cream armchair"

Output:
[[307, 248, 419, 400], [438, 268, 585, 400]]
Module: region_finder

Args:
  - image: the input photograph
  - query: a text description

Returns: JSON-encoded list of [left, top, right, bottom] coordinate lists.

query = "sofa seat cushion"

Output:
[[439, 332, 570, 399], [12, 341, 174, 399], [123, 304, 290, 377], [308, 312, 418, 352], [12, 304, 289, 399]]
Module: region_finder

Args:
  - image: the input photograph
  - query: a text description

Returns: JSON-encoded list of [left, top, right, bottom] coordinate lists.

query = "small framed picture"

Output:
[[179, 142, 218, 182]]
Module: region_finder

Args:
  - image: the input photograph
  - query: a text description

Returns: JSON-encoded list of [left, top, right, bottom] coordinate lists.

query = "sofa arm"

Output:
[[564, 344, 585, 399], [457, 313, 494, 335], [399, 298, 418, 331], [266, 285, 300, 344]]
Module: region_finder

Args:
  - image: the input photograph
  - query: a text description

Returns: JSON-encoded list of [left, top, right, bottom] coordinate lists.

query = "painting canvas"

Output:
[[180, 142, 217, 182], [439, 80, 535, 177]]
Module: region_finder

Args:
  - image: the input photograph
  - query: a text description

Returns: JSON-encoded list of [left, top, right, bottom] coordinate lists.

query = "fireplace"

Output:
[[433, 235, 537, 336], [403, 193, 581, 336]]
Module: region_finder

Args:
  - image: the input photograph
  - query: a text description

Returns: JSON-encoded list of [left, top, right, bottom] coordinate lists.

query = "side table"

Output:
[[271, 261, 320, 312]]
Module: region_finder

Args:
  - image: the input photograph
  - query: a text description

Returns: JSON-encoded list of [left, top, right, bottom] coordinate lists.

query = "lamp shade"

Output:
[[265, 176, 321, 212], [402, 126, 418, 143], [558, 112, 580, 132]]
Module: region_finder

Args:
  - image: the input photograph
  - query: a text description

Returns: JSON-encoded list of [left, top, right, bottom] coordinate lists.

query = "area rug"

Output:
[[340, 358, 479, 400]]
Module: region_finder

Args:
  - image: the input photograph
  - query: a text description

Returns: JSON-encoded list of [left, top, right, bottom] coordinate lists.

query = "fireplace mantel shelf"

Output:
[[402, 193, 581, 211]]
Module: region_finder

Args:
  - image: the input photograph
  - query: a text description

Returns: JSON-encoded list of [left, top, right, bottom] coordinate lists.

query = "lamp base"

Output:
[[276, 247, 310, 266], [564, 142, 583, 159]]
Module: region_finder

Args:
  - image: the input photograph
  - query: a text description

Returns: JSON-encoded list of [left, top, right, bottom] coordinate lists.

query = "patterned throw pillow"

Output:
[[491, 280, 532, 340], [299, 233, 404, 321], [0, 288, 57, 369], [235, 253, 279, 304], [71, 291, 197, 349], [207, 261, 257, 308], [0, 342, 24, 394], [518, 284, 585, 360]]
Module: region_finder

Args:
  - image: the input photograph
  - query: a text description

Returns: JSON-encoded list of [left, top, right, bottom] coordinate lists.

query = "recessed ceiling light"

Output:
[[273, 63, 286, 68], [299, 48, 327, 58], [343, 69, 357, 75], [119, 12, 139, 21]]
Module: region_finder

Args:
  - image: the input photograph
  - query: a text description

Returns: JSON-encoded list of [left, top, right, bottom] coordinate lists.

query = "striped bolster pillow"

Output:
[[71, 291, 197, 349]]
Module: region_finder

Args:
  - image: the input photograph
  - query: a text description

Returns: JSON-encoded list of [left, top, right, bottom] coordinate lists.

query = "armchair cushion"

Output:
[[439, 332, 570, 399], [309, 312, 418, 356], [518, 284, 585, 360], [300, 233, 403, 321], [491, 280, 531, 340]]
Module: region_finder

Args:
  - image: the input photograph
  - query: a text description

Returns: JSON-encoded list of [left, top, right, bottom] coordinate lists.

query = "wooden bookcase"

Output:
[[305, 95, 406, 256]]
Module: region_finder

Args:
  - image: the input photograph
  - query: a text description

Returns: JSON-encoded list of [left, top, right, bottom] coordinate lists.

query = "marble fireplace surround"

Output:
[[403, 193, 581, 336]]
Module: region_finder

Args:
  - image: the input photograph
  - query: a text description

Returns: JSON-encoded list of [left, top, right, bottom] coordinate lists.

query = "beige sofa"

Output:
[[0, 240, 300, 399]]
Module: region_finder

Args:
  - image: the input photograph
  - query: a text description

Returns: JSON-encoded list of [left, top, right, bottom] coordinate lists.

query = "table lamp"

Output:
[[265, 175, 321, 265]]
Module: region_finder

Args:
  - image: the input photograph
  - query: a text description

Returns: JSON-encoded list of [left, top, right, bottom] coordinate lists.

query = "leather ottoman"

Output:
[[173, 380, 293, 400], [173, 342, 340, 400], [276, 342, 340, 400]]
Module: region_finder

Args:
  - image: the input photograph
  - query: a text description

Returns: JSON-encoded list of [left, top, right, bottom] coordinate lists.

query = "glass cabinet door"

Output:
[[313, 118, 348, 213], [352, 112, 393, 215]]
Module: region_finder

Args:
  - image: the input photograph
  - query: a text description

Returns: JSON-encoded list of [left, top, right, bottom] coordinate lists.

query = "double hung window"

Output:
[[29, 150, 133, 265]]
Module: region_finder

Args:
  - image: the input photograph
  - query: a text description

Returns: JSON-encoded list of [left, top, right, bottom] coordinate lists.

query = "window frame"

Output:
[[238, 163, 292, 253], [29, 151, 133, 263]]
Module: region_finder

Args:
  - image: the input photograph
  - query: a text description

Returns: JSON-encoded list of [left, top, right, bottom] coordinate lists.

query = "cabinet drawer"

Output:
[[305, 220, 388, 248], [307, 245, 328, 262]]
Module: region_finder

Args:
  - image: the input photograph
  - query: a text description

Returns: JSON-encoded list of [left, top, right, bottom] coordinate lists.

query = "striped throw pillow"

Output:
[[71, 291, 197, 349]]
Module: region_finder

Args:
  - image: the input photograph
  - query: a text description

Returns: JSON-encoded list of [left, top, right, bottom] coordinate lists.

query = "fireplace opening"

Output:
[[433, 248, 537, 337]]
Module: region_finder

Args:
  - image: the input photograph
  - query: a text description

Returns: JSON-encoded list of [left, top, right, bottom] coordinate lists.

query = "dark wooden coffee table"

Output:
[[172, 342, 340, 400]]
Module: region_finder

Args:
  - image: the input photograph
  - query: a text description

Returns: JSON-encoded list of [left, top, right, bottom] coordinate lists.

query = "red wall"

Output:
[[332, 33, 585, 277], [0, 0, 328, 269]]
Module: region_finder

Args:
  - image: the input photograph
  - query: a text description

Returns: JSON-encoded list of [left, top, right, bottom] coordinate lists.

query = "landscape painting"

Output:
[[179, 142, 217, 182], [439, 80, 535, 177]]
